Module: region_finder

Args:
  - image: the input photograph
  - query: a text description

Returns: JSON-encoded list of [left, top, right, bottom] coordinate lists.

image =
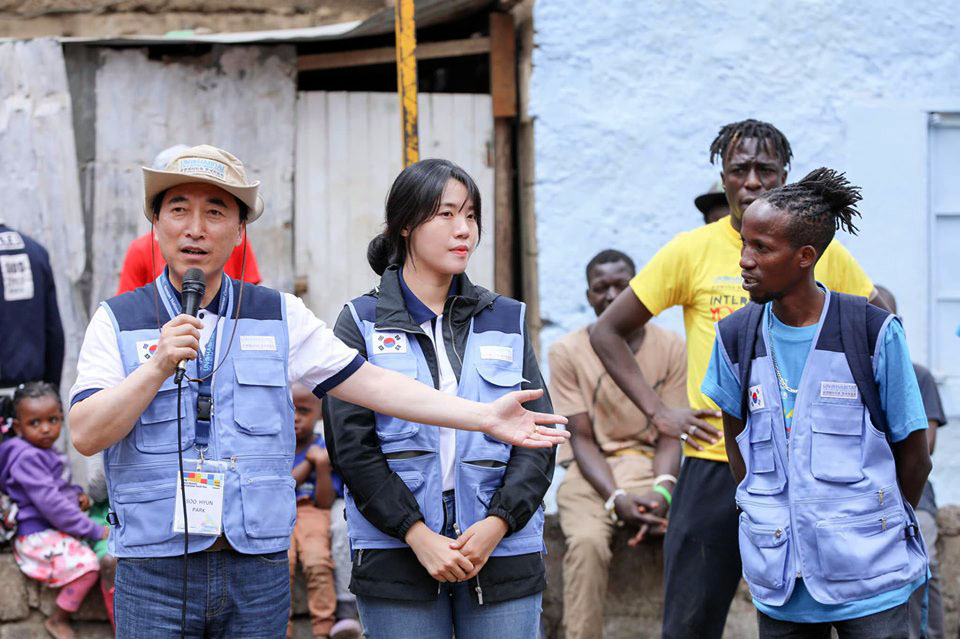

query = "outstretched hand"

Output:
[[484, 389, 569, 448]]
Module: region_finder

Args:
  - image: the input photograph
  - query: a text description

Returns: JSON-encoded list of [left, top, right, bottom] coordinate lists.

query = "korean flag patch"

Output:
[[137, 339, 159, 364], [748, 384, 765, 412], [373, 331, 407, 354]]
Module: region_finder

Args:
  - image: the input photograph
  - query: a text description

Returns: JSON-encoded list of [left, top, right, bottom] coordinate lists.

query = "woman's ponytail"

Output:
[[366, 233, 395, 276]]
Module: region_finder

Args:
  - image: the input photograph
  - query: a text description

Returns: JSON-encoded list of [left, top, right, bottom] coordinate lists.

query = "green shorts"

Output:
[[86, 500, 110, 560]]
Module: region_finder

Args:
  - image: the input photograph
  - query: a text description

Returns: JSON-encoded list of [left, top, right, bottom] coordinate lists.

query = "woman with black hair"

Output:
[[325, 159, 554, 638]]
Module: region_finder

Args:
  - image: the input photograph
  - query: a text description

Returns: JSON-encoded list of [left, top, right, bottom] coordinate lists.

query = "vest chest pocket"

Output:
[[810, 403, 865, 483], [233, 358, 287, 436], [370, 356, 420, 442], [476, 363, 527, 445], [136, 386, 190, 454], [744, 412, 785, 495], [815, 509, 908, 580], [739, 514, 790, 590]]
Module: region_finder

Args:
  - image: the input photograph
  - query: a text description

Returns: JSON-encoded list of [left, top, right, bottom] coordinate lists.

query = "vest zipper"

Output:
[[357, 549, 363, 566], [877, 488, 884, 506], [446, 297, 464, 369], [475, 574, 484, 605]]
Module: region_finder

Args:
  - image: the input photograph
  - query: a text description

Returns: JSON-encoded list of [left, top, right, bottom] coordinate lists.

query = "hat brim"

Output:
[[694, 192, 728, 216], [142, 167, 264, 223]]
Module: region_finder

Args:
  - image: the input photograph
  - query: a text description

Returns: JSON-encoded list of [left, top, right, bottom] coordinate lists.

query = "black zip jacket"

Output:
[[323, 267, 555, 603]]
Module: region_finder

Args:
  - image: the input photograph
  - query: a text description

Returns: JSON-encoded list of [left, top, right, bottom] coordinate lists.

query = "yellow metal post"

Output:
[[395, 0, 419, 167]]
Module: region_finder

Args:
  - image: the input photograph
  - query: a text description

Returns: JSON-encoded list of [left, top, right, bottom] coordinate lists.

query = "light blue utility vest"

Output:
[[101, 273, 296, 558], [716, 289, 927, 606], [343, 295, 545, 556]]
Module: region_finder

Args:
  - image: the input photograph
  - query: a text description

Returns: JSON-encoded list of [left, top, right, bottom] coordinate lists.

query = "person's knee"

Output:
[[564, 532, 612, 565]]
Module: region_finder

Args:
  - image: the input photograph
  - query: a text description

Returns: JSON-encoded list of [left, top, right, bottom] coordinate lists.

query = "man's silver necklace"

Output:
[[768, 308, 798, 400]]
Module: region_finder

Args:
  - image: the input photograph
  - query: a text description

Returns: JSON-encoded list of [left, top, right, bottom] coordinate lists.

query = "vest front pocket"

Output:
[[136, 388, 190, 454], [113, 480, 178, 547], [738, 514, 790, 590], [815, 509, 908, 580], [370, 357, 420, 442], [810, 403, 865, 483], [239, 474, 296, 538], [233, 358, 287, 436], [745, 412, 785, 495], [475, 363, 527, 445]]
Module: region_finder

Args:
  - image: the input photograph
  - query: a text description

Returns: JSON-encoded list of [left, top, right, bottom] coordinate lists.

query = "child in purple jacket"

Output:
[[0, 382, 107, 639]]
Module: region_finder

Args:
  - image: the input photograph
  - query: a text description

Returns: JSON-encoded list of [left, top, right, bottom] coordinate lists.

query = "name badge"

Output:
[[373, 331, 407, 353], [1, 254, 33, 301], [240, 335, 277, 351], [748, 384, 765, 411], [820, 381, 858, 400], [479, 345, 513, 363], [173, 470, 225, 536]]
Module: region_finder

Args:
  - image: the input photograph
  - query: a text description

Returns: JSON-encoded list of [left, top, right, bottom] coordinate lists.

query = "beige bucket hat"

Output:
[[142, 144, 264, 223]]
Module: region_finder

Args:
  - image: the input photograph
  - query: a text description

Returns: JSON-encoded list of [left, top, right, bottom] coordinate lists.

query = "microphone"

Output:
[[174, 268, 206, 384]]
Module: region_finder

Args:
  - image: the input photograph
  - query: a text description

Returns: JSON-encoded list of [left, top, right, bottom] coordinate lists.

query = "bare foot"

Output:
[[44, 616, 76, 639]]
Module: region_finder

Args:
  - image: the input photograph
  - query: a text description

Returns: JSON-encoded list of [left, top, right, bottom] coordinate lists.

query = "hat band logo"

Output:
[[179, 158, 228, 180]]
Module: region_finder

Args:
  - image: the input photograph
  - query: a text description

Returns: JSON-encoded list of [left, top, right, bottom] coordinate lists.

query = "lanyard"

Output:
[[157, 271, 232, 450]]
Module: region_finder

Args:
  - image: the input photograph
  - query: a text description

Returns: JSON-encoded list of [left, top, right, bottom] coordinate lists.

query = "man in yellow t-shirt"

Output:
[[590, 119, 884, 639]]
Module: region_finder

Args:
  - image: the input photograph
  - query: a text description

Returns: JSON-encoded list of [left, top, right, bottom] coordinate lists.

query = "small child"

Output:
[[288, 382, 339, 639], [0, 382, 107, 639]]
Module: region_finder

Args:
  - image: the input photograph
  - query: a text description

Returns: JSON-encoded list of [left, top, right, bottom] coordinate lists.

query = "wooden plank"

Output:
[[0, 39, 87, 396], [515, 1, 540, 351], [395, 0, 419, 167], [493, 118, 514, 297], [489, 12, 517, 118], [293, 92, 496, 323], [297, 38, 491, 72], [93, 45, 298, 303]]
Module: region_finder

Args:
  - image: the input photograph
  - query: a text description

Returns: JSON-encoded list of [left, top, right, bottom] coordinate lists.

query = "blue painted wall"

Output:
[[531, 0, 960, 502]]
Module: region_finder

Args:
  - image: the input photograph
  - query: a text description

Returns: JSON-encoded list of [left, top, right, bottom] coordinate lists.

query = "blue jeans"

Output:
[[757, 602, 909, 639], [356, 491, 542, 639], [115, 549, 289, 638]]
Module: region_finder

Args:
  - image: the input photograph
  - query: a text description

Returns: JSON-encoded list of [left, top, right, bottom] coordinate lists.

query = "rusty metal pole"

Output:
[[394, 0, 419, 167]]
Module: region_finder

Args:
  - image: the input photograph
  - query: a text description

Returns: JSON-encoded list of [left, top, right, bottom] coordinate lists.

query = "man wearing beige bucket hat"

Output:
[[67, 144, 569, 637]]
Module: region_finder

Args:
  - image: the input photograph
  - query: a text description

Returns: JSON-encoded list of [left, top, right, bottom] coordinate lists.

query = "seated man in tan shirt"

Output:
[[549, 250, 686, 639]]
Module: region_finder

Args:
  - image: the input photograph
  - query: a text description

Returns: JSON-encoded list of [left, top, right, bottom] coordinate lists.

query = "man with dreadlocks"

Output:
[[591, 119, 885, 638], [701, 168, 929, 638]]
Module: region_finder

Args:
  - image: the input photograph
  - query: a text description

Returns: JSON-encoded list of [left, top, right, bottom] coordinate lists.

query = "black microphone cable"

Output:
[[176, 380, 188, 639]]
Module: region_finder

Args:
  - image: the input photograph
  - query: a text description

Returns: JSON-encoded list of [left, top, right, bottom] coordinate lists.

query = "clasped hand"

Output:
[[614, 490, 668, 546], [405, 517, 508, 583]]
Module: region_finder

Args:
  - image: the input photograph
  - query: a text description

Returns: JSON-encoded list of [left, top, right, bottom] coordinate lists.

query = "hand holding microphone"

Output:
[[148, 268, 206, 383], [174, 269, 206, 384]]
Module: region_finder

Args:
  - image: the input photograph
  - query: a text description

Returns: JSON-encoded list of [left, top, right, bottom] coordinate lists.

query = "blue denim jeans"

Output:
[[356, 491, 542, 639], [757, 602, 909, 639], [114, 549, 289, 638]]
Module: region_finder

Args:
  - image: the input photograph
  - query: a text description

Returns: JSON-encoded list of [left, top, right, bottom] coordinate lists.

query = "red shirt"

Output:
[[115, 232, 263, 295]]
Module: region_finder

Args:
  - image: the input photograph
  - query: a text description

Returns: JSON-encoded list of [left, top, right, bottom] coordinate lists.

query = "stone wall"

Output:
[[0, 549, 318, 638], [4, 508, 958, 636], [541, 507, 960, 639], [0, 0, 389, 38]]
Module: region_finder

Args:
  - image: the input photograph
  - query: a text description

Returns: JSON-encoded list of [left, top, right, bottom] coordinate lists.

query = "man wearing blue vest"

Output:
[[701, 168, 930, 638], [67, 145, 567, 638]]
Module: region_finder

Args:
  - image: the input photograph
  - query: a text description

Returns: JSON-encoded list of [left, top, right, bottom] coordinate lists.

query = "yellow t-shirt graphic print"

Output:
[[629, 218, 873, 462]]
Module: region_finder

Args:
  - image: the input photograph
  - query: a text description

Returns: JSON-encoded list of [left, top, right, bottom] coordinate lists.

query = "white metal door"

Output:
[[294, 91, 495, 325]]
